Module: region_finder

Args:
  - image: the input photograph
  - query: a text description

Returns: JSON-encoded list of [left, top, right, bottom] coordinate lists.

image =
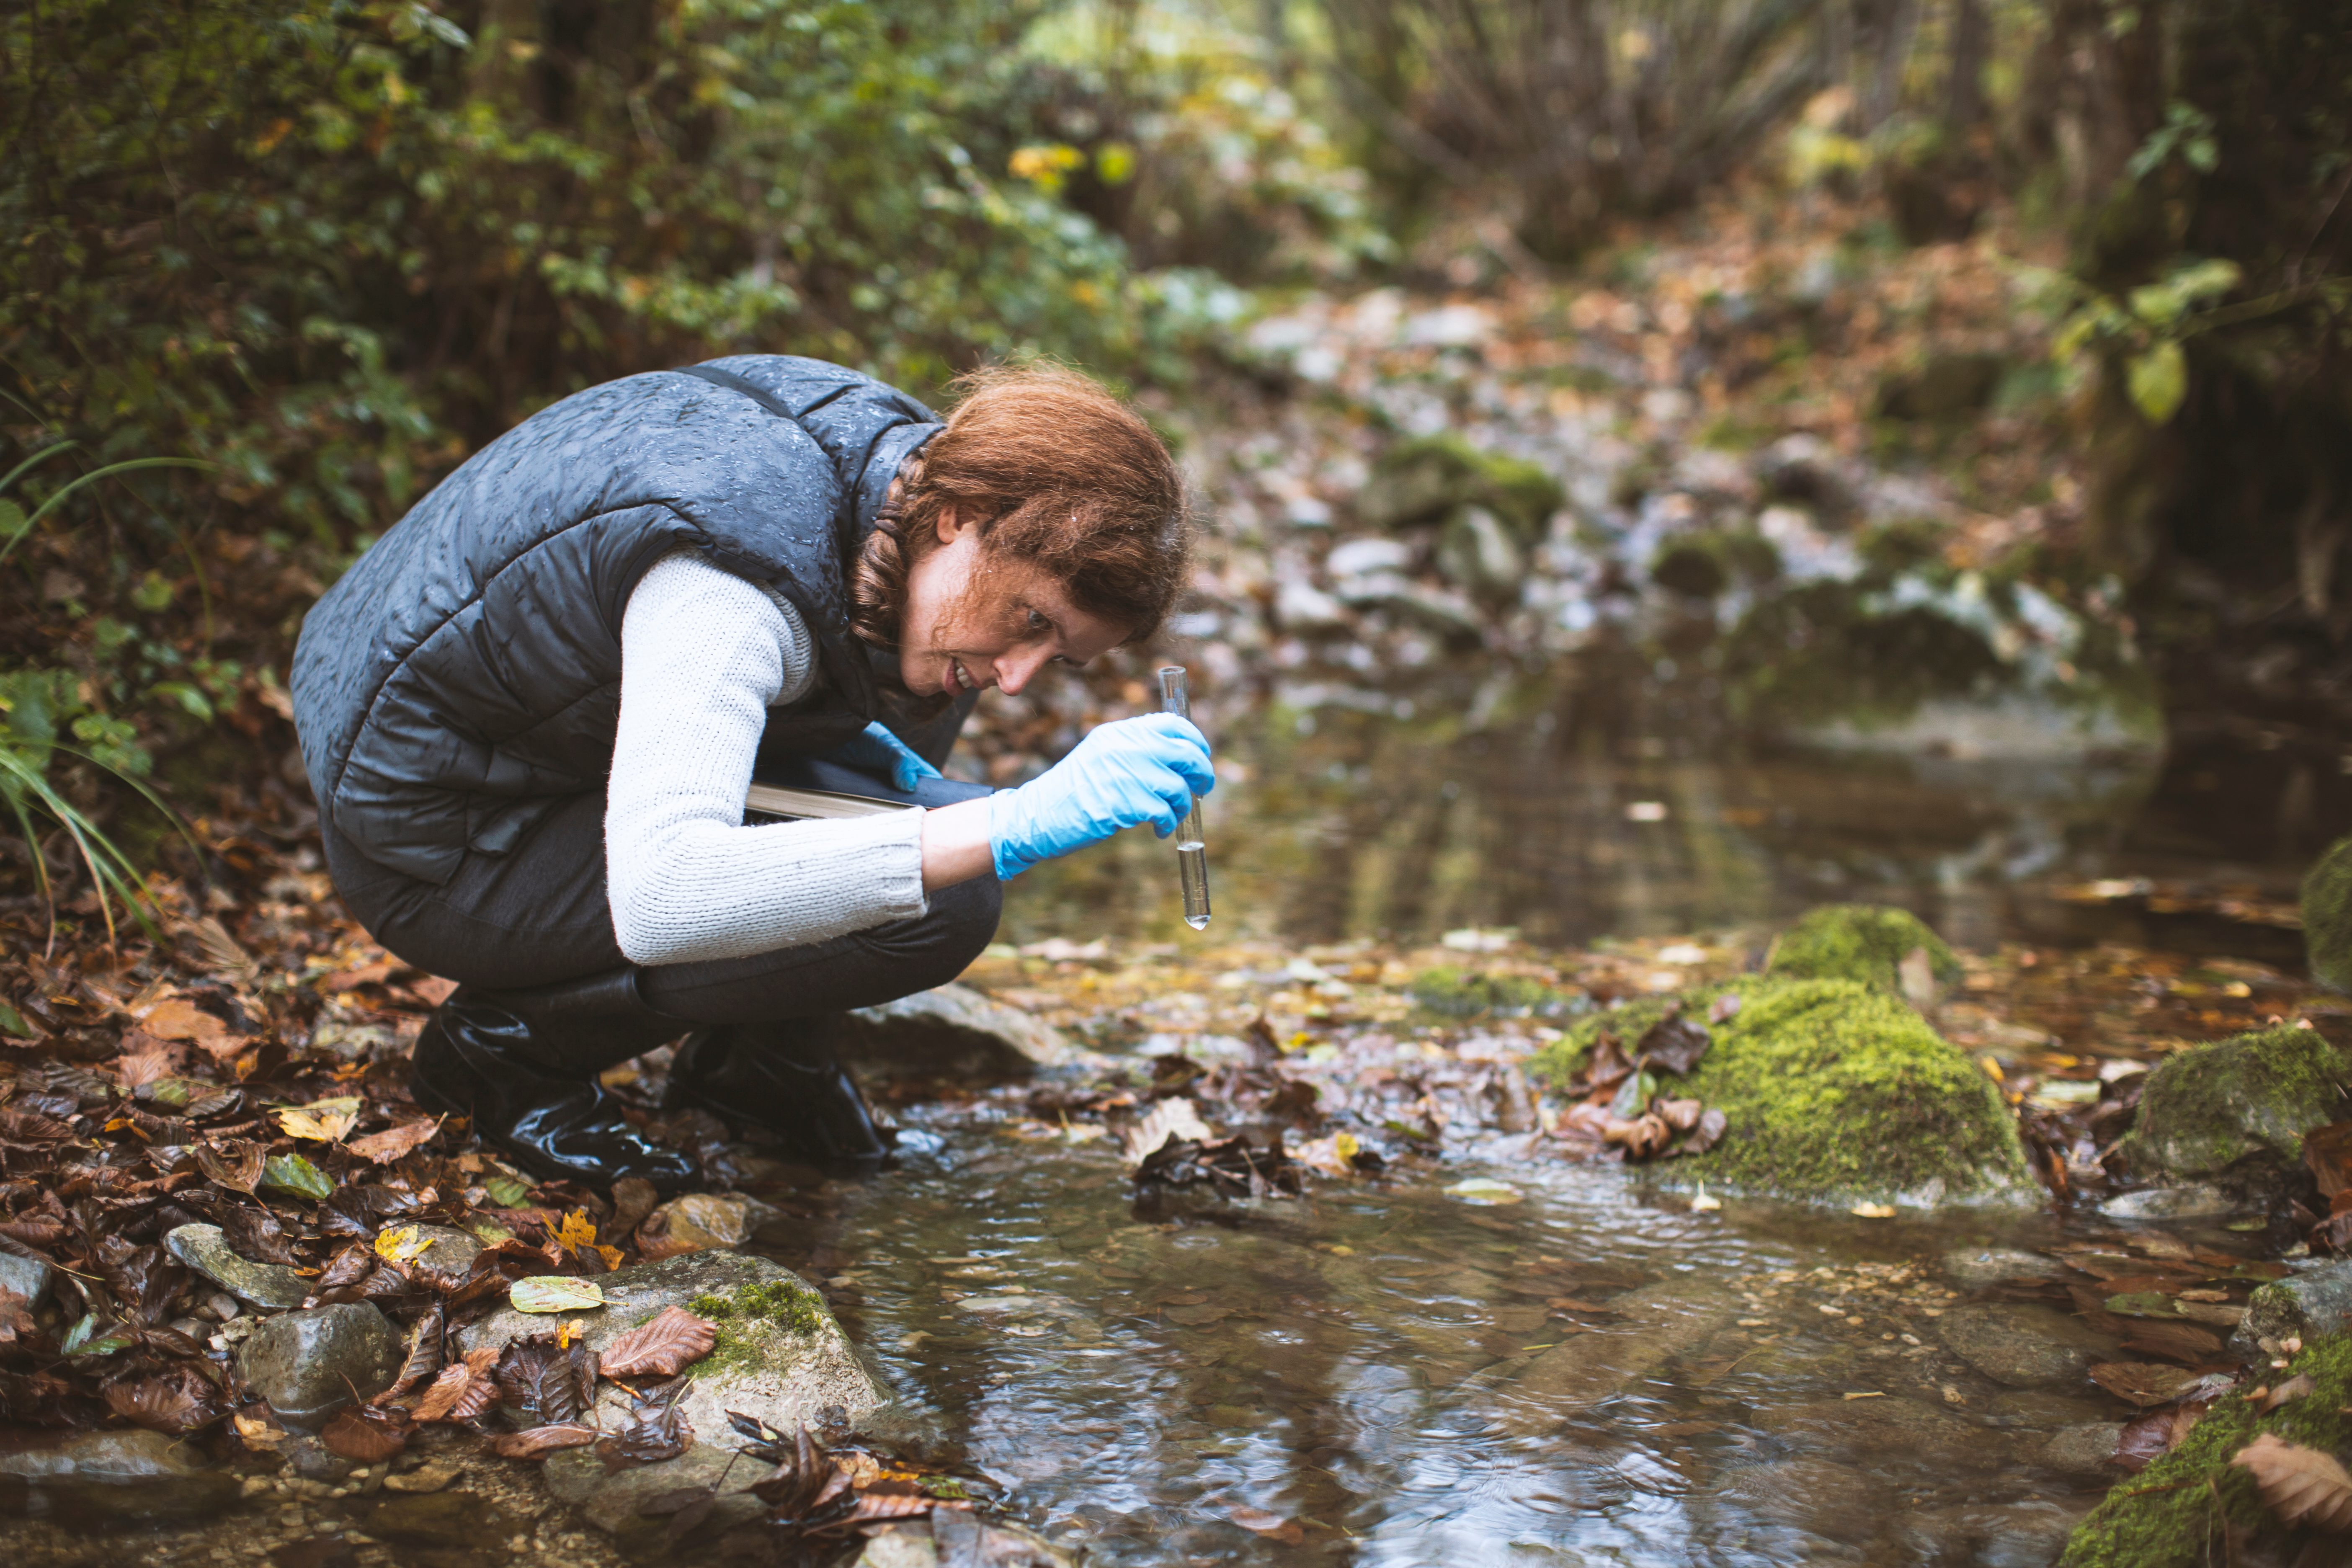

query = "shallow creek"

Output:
[[780, 1123, 2208, 1565]]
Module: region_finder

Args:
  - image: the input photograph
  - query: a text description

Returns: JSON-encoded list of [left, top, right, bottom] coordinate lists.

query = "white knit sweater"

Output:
[[605, 552, 929, 965]]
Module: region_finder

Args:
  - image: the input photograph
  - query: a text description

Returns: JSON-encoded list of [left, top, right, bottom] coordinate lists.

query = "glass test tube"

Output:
[[1157, 665, 1212, 930]]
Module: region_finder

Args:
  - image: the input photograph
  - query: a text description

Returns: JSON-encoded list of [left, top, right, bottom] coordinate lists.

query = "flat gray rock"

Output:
[[1942, 1246, 2065, 1288], [2235, 1259, 2352, 1355], [0, 1429, 240, 1523], [843, 983, 1081, 1078], [1937, 1302, 2115, 1389], [236, 1302, 402, 1429], [2037, 1421, 2125, 1478], [459, 1249, 890, 1531], [2101, 1184, 2249, 1220], [544, 1441, 767, 1536], [0, 1250, 55, 1310], [165, 1223, 309, 1309]]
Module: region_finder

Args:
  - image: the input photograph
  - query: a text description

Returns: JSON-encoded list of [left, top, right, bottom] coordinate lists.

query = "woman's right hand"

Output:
[[987, 714, 1213, 879]]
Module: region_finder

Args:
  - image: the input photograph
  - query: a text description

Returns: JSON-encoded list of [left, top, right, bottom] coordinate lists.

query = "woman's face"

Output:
[[898, 508, 1130, 698]]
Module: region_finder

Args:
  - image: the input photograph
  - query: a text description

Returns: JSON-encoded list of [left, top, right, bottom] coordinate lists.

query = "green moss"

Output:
[[1362, 433, 1565, 538], [2059, 1332, 2352, 1567], [1409, 966, 1575, 1020], [1764, 904, 1961, 993], [1648, 529, 1782, 599], [2302, 835, 2352, 992], [686, 1279, 830, 1378], [1529, 977, 2030, 1204], [2111, 1026, 2350, 1181]]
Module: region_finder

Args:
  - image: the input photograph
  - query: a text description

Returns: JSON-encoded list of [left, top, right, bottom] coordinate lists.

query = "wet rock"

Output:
[[0, 1429, 241, 1523], [1272, 578, 1350, 634], [1719, 1457, 1882, 1541], [849, 1515, 1072, 1568], [165, 1222, 310, 1309], [1533, 975, 2033, 1205], [0, 1250, 54, 1310], [392, 1223, 484, 1276], [236, 1302, 402, 1429], [2303, 836, 2352, 992], [2110, 1026, 2348, 1191], [1491, 1279, 1739, 1430], [842, 982, 1080, 1078], [640, 1190, 782, 1253], [364, 1489, 511, 1548], [1943, 1246, 2067, 1288], [279, 1433, 348, 1481], [1900, 1500, 2089, 1568], [461, 1248, 889, 1529], [1752, 1395, 2001, 1473], [1359, 433, 1563, 536], [1986, 1389, 2115, 1428], [1937, 1302, 2117, 1388], [382, 1457, 461, 1493], [2232, 1259, 2352, 1355], [1764, 904, 1960, 996], [546, 1439, 766, 1537], [2099, 1182, 2251, 1220], [2037, 1422, 2126, 1478], [1434, 504, 1524, 603]]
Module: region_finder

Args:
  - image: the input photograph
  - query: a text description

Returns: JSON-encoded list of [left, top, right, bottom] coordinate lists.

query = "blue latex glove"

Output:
[[829, 720, 944, 794], [988, 714, 1213, 880]]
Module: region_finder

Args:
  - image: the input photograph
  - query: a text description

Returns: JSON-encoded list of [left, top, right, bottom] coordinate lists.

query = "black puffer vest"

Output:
[[291, 355, 940, 885]]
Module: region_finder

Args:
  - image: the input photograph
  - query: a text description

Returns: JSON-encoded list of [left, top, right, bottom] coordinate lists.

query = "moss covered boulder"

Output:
[[1531, 977, 2032, 1206], [2303, 835, 2352, 992], [2058, 1332, 2352, 1567], [1359, 433, 1564, 539], [1765, 903, 1961, 995], [2110, 1026, 2349, 1190]]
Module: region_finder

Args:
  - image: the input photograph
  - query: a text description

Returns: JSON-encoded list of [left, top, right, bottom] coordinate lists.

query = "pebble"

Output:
[[0, 1250, 57, 1310], [383, 1458, 462, 1493]]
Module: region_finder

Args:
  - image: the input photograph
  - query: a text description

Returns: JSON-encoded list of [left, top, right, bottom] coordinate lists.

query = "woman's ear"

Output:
[[932, 503, 971, 546]]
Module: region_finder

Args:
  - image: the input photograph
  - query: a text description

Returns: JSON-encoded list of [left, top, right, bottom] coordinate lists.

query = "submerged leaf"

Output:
[[2234, 1431, 2352, 1532], [600, 1305, 718, 1379], [486, 1422, 600, 1459], [2089, 1362, 2201, 1408], [322, 1403, 410, 1462], [511, 1277, 605, 1313]]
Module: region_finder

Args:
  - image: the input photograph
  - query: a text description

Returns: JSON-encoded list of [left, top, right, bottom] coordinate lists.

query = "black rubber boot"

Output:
[[411, 970, 698, 1193], [668, 1016, 890, 1168]]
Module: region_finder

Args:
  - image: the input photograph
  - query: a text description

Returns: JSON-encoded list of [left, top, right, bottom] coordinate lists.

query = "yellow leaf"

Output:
[[1333, 1132, 1359, 1163], [374, 1225, 428, 1263], [511, 1277, 604, 1314], [275, 1096, 361, 1143], [555, 1209, 598, 1252], [556, 1319, 580, 1349], [594, 1244, 622, 1271], [1850, 1202, 1897, 1219]]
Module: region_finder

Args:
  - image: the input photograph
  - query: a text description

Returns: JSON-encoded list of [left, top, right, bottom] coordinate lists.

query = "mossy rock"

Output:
[[1529, 977, 2032, 1205], [1410, 965, 1576, 1021], [2110, 1026, 2350, 1183], [1362, 434, 1564, 539], [2058, 1331, 2352, 1567], [1648, 529, 1782, 599], [1765, 904, 1961, 994], [2302, 835, 2352, 992]]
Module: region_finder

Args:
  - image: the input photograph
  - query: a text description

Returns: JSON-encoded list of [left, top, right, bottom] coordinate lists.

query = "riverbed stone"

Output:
[[2110, 1026, 2349, 1190], [1491, 1279, 1740, 1430], [2303, 836, 2352, 992], [364, 1488, 513, 1548], [392, 1223, 483, 1277], [842, 982, 1081, 1078], [0, 1250, 54, 1310], [2232, 1259, 2352, 1355], [236, 1302, 402, 1429], [0, 1429, 240, 1523], [2037, 1422, 2126, 1478], [2099, 1182, 2251, 1220], [460, 1248, 889, 1530], [1943, 1246, 2067, 1288], [1534, 975, 2033, 1205], [1764, 904, 1960, 996], [1719, 1456, 1883, 1540], [165, 1222, 309, 1309], [1937, 1302, 2117, 1388], [545, 1439, 768, 1537], [1752, 1395, 2005, 1473], [1901, 1500, 2090, 1568]]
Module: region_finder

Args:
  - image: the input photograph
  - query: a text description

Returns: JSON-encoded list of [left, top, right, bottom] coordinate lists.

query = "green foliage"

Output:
[[2042, 256, 2245, 425], [1408, 965, 1572, 1019], [2302, 836, 2352, 993]]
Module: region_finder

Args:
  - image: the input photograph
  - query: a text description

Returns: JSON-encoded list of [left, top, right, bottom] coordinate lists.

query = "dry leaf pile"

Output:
[[1548, 1003, 1729, 1162]]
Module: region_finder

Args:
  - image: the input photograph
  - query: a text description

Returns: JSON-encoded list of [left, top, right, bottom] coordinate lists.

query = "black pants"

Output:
[[322, 784, 1001, 1026]]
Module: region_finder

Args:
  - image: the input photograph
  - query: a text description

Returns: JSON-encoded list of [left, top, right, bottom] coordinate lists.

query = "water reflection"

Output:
[[1002, 627, 2347, 962], [779, 1132, 2164, 1565]]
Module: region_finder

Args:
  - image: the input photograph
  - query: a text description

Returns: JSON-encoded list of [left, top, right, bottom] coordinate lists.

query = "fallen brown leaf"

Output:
[[2235, 1431, 2352, 1532], [321, 1404, 410, 1463], [348, 1117, 442, 1165], [600, 1305, 718, 1379], [2089, 1362, 2202, 1407], [485, 1422, 600, 1459], [2261, 1373, 2317, 1413]]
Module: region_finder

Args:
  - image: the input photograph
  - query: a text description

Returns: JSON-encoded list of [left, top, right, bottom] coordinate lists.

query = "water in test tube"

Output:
[[1157, 665, 1212, 930]]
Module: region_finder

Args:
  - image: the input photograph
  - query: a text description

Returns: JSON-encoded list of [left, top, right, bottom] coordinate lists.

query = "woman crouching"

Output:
[[290, 358, 1209, 1191]]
